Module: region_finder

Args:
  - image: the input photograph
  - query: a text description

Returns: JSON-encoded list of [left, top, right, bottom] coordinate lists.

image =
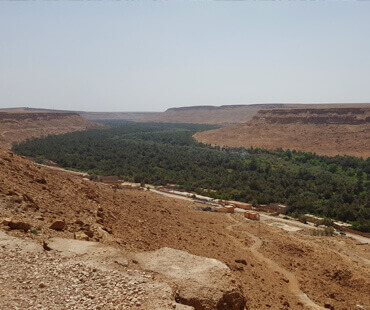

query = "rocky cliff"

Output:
[[140, 104, 304, 125], [0, 112, 105, 148], [253, 107, 369, 125], [195, 106, 370, 158], [140, 104, 369, 126]]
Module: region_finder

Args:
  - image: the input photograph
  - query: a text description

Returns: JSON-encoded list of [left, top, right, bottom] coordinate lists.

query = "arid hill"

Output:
[[195, 106, 370, 158], [0, 148, 369, 309], [0, 107, 160, 121], [79, 111, 160, 121], [141, 104, 293, 125], [140, 103, 369, 126], [0, 112, 104, 149]]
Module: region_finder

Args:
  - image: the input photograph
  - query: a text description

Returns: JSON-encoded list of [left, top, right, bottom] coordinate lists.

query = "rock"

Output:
[[49, 220, 66, 231], [95, 226, 114, 242], [27, 203, 39, 210], [43, 241, 52, 251], [74, 231, 89, 241], [235, 259, 247, 265], [135, 247, 245, 310], [84, 230, 94, 238], [6, 190, 18, 196], [324, 303, 335, 310], [2, 218, 12, 225], [22, 194, 34, 203], [35, 178, 47, 184], [11, 197, 22, 204], [8, 221, 31, 232]]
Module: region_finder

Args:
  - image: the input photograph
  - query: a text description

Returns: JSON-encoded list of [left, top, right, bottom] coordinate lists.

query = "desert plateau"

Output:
[[195, 106, 370, 158]]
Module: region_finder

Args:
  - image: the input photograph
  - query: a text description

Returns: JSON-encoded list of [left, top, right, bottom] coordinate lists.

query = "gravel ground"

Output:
[[0, 232, 177, 310]]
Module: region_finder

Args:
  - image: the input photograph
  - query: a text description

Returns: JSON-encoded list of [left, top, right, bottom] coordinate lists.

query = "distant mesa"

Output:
[[194, 105, 370, 158], [0, 109, 105, 149], [140, 103, 370, 126], [0, 107, 160, 121], [79, 111, 160, 121]]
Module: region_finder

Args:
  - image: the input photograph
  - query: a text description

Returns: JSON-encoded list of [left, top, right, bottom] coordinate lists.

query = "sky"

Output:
[[0, 1, 369, 112]]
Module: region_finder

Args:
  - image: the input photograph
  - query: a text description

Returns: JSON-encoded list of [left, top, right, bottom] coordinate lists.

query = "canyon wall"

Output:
[[194, 107, 370, 158], [0, 112, 104, 148]]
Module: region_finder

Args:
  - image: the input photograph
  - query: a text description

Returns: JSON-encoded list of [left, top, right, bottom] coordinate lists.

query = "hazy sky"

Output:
[[1, 1, 369, 112]]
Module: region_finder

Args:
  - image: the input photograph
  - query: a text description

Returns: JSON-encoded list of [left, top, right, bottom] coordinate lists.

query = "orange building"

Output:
[[218, 206, 235, 213], [244, 211, 260, 220]]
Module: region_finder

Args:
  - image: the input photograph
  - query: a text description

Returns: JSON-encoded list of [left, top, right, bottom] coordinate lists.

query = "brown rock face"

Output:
[[49, 220, 66, 231], [8, 221, 31, 232], [141, 104, 300, 125], [195, 106, 370, 158], [0, 111, 105, 149], [140, 104, 369, 126], [253, 107, 369, 125]]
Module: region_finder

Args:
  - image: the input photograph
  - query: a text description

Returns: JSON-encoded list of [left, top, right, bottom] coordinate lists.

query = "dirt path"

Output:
[[226, 214, 327, 310], [260, 213, 370, 244], [151, 189, 194, 202], [34, 162, 89, 177]]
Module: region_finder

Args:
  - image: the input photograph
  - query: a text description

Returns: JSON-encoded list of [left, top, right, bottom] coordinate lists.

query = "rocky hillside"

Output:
[[141, 104, 297, 125], [0, 112, 104, 148], [80, 111, 160, 121], [140, 104, 368, 126], [0, 148, 369, 309], [0, 107, 160, 122], [253, 107, 369, 125], [195, 106, 370, 158]]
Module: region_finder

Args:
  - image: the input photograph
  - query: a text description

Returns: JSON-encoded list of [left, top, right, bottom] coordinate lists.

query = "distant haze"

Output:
[[1, 1, 369, 112]]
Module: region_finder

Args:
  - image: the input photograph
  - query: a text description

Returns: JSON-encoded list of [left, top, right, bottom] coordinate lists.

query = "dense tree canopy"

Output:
[[12, 121, 370, 232]]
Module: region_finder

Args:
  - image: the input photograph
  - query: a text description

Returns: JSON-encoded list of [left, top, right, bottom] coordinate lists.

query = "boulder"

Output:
[[8, 221, 31, 232], [35, 178, 47, 184], [84, 230, 94, 238], [135, 247, 245, 310], [75, 220, 84, 225], [49, 220, 66, 231], [74, 231, 89, 241]]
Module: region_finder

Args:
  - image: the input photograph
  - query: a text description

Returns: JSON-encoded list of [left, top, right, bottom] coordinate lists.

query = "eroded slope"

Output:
[[0, 112, 104, 148], [141, 104, 303, 125], [0, 149, 369, 309], [195, 107, 370, 158]]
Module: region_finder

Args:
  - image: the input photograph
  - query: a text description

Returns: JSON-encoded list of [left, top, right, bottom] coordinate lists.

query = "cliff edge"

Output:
[[0, 112, 105, 149], [194, 106, 370, 158]]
